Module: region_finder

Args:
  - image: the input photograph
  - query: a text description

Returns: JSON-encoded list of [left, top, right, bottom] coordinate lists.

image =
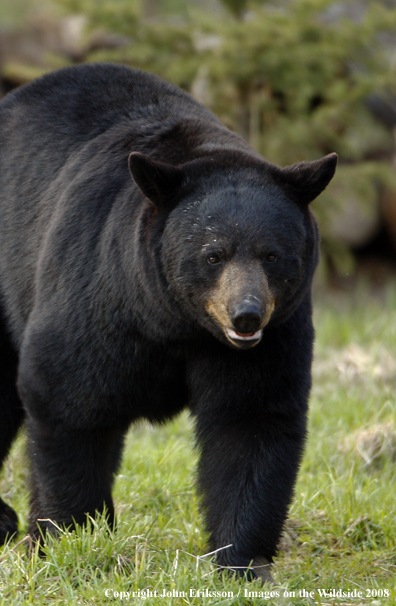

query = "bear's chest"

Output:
[[93, 337, 189, 424]]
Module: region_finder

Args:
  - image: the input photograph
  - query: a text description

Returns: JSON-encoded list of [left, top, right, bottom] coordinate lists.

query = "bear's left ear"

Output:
[[128, 152, 184, 206], [278, 153, 338, 205]]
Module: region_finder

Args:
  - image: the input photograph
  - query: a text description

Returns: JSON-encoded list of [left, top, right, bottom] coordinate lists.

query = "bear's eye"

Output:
[[207, 254, 221, 265], [266, 253, 277, 263]]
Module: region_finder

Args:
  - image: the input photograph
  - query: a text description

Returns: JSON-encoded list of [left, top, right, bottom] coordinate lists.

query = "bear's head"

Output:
[[129, 150, 337, 349]]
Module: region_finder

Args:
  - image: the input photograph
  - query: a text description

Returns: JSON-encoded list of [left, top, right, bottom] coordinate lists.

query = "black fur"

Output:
[[0, 63, 336, 576]]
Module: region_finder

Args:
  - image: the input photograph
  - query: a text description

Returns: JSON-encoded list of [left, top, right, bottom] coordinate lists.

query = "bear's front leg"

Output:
[[196, 413, 306, 581], [17, 318, 129, 545], [26, 414, 125, 543], [189, 346, 310, 581]]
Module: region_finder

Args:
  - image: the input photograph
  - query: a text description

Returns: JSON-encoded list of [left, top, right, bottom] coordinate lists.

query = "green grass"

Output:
[[1, 285, 396, 605]]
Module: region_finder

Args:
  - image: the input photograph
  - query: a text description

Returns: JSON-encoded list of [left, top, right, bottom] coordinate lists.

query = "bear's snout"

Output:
[[205, 261, 276, 348], [228, 296, 265, 335]]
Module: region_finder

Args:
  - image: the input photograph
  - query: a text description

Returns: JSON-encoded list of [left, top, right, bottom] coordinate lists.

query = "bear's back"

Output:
[[0, 63, 221, 147]]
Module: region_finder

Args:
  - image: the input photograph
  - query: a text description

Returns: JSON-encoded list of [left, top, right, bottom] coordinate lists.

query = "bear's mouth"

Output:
[[225, 327, 263, 347]]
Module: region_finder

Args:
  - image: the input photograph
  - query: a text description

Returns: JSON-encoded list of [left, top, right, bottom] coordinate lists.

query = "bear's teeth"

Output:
[[226, 328, 262, 341]]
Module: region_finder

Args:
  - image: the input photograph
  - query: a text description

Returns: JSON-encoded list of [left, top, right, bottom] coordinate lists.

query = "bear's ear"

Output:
[[277, 153, 338, 205], [128, 152, 184, 206]]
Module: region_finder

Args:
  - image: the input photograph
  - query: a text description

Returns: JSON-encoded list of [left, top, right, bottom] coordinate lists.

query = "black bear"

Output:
[[0, 63, 336, 580]]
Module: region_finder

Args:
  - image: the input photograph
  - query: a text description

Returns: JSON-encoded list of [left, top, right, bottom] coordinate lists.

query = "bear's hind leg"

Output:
[[0, 319, 24, 546]]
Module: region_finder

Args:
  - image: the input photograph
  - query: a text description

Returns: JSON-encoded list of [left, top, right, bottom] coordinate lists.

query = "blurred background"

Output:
[[2, 0, 396, 288]]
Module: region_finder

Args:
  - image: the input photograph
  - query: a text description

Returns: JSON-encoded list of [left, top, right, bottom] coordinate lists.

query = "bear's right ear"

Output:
[[128, 152, 184, 206]]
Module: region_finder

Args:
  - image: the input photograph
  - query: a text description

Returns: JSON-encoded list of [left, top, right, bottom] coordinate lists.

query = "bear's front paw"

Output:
[[216, 550, 276, 584], [250, 556, 275, 584]]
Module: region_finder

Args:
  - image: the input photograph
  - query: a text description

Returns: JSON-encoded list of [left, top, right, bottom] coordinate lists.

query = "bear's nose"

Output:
[[229, 298, 265, 334]]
